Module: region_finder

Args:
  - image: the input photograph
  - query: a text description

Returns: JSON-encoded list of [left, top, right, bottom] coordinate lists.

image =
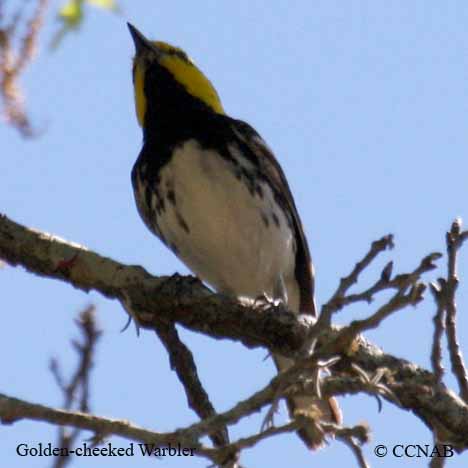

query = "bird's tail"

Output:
[[273, 354, 342, 449]]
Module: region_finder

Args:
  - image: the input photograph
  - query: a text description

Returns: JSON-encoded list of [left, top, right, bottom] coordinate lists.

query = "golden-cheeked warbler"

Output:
[[127, 22, 341, 449]]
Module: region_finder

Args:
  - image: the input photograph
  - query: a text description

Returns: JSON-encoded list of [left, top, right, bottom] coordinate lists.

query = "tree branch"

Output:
[[320, 234, 394, 325], [152, 322, 229, 447], [444, 219, 468, 402], [1, 214, 468, 452], [0, 0, 48, 136], [0, 392, 209, 457], [0, 214, 311, 356], [49, 306, 100, 468], [0, 360, 371, 466]]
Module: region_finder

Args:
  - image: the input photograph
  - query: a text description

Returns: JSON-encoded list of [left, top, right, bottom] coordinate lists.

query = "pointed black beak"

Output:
[[127, 23, 153, 54]]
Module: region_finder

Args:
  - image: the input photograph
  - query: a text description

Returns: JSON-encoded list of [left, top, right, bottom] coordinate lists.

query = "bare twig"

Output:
[[50, 306, 101, 468], [333, 423, 370, 468], [430, 219, 468, 403], [339, 436, 370, 468], [340, 284, 425, 342], [0, 0, 48, 136], [430, 281, 446, 384], [327, 252, 441, 353], [331, 252, 437, 311], [320, 235, 394, 325], [444, 219, 468, 402], [153, 321, 229, 448], [203, 421, 299, 465]]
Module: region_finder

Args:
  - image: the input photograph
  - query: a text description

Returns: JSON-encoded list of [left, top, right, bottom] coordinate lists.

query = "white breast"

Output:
[[155, 139, 298, 303]]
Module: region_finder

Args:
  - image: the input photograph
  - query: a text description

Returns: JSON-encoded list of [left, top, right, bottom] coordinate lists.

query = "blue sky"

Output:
[[2, 1, 468, 466]]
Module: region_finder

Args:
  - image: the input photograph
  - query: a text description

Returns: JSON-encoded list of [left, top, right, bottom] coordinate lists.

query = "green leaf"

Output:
[[58, 0, 84, 27], [87, 0, 119, 11], [52, 0, 121, 50]]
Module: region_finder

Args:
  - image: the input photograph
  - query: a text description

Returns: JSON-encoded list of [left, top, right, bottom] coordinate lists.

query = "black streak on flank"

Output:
[[241, 167, 252, 182], [158, 230, 167, 246], [169, 242, 179, 254], [144, 186, 153, 213], [176, 212, 190, 233], [167, 189, 176, 205], [261, 211, 270, 227], [255, 184, 264, 198], [271, 212, 280, 228], [156, 198, 165, 215]]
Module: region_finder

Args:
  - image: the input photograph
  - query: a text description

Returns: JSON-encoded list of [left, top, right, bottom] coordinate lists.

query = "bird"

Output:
[[127, 22, 340, 449]]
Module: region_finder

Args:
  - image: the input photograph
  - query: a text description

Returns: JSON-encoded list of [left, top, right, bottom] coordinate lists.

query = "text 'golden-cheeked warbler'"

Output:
[[127, 22, 341, 449]]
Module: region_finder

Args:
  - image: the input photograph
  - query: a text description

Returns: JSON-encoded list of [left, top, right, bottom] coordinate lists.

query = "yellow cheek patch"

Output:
[[160, 55, 224, 114], [133, 63, 147, 127]]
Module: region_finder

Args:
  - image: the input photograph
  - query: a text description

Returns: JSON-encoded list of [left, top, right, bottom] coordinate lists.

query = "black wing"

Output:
[[230, 118, 316, 316]]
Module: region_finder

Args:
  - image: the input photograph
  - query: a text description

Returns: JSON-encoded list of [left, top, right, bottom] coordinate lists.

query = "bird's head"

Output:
[[127, 23, 224, 128]]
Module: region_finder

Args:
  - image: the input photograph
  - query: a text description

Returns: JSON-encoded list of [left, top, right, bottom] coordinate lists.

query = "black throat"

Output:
[[142, 62, 217, 146]]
